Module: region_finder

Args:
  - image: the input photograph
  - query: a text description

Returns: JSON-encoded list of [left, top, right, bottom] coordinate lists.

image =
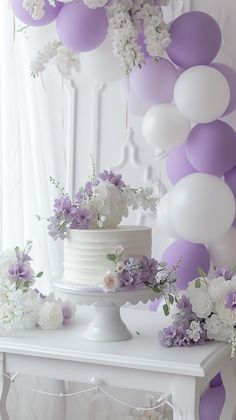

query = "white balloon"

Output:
[[157, 194, 179, 238], [142, 104, 191, 151], [80, 37, 123, 83], [209, 227, 236, 269], [169, 173, 235, 244], [174, 66, 230, 123]]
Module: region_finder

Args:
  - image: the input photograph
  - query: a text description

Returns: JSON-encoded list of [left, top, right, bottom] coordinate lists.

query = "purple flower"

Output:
[[70, 208, 92, 230], [53, 196, 76, 221], [99, 170, 125, 188], [8, 262, 30, 280], [215, 266, 236, 281], [118, 270, 140, 290], [225, 291, 236, 310], [140, 256, 159, 285], [62, 302, 75, 325]]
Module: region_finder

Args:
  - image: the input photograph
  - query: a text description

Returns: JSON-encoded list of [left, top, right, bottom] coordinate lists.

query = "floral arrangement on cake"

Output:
[[103, 245, 178, 316], [46, 169, 158, 240], [15, 0, 171, 77], [160, 267, 236, 357], [0, 241, 75, 334]]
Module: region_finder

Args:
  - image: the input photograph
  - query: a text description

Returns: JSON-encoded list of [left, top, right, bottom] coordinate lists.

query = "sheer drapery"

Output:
[[0, 0, 64, 292]]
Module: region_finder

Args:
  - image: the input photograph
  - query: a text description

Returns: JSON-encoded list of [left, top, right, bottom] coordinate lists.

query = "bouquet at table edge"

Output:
[[160, 266, 236, 358], [0, 241, 76, 335]]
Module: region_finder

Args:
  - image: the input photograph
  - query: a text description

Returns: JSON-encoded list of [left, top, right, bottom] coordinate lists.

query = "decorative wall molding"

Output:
[[64, 78, 77, 198], [91, 82, 106, 173]]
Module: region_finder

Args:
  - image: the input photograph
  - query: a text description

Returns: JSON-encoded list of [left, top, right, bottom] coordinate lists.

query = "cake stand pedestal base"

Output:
[[54, 281, 158, 342], [83, 303, 132, 342]]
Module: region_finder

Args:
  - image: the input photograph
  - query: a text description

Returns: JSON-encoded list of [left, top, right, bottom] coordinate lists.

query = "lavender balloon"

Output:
[[56, 1, 107, 52], [162, 240, 210, 290], [12, 0, 62, 26], [167, 144, 197, 185], [167, 11, 222, 69], [210, 373, 222, 389], [186, 120, 236, 177], [211, 63, 236, 116], [129, 57, 178, 105], [200, 385, 225, 420], [225, 166, 236, 227]]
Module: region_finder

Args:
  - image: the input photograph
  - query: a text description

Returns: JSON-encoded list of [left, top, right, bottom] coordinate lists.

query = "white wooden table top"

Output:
[[0, 307, 229, 378]]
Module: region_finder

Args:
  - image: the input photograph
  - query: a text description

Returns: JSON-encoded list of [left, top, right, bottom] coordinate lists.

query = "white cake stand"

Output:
[[54, 280, 158, 342]]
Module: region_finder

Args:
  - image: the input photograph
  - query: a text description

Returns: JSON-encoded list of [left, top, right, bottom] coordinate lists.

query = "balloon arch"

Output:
[[11, 0, 236, 289]]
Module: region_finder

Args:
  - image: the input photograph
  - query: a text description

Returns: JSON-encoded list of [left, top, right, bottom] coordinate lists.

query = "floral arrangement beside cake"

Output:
[[0, 241, 75, 335], [45, 169, 178, 315], [160, 266, 236, 357]]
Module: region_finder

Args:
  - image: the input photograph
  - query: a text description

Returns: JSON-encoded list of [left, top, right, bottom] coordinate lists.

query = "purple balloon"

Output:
[[225, 166, 236, 227], [210, 373, 223, 388], [162, 240, 210, 290], [200, 385, 225, 420], [167, 11, 222, 69], [167, 144, 197, 185], [129, 57, 178, 106], [12, 0, 62, 26], [211, 63, 236, 116], [56, 1, 107, 52], [186, 120, 236, 177]]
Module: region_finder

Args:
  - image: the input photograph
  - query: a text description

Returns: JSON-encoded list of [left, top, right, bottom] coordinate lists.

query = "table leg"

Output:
[[172, 376, 200, 420], [0, 354, 10, 420], [219, 360, 236, 420]]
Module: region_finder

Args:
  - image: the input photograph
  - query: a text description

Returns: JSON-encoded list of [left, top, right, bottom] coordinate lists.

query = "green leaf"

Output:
[[36, 272, 44, 278], [15, 246, 20, 254], [195, 278, 201, 288], [197, 267, 206, 278], [163, 303, 169, 317], [107, 254, 116, 262], [169, 294, 174, 305], [175, 296, 179, 303]]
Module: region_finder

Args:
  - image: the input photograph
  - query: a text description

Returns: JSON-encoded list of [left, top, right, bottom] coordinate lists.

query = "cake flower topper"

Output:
[[45, 168, 158, 240], [0, 242, 75, 335], [104, 245, 179, 317]]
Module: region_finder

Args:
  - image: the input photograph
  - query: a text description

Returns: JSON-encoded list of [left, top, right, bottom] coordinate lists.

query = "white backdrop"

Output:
[[1, 0, 236, 419]]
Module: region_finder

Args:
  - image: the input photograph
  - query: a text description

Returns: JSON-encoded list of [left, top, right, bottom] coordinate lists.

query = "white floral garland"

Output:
[[31, 40, 80, 77], [22, 0, 45, 20]]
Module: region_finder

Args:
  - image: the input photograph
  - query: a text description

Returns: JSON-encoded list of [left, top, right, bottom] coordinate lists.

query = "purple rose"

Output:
[[8, 262, 30, 280], [225, 291, 236, 310]]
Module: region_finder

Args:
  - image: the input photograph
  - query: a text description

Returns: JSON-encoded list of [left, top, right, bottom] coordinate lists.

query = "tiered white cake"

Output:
[[63, 226, 151, 287]]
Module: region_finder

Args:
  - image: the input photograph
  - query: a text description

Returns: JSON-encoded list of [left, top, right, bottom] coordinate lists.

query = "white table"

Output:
[[0, 307, 235, 420]]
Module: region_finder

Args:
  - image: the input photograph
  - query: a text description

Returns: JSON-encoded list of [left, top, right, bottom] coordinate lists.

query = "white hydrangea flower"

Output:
[[189, 290, 214, 319], [205, 314, 232, 342], [208, 276, 229, 303], [186, 278, 209, 297], [215, 297, 236, 326]]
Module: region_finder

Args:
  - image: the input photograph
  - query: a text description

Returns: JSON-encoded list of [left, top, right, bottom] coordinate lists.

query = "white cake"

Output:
[[63, 225, 152, 287]]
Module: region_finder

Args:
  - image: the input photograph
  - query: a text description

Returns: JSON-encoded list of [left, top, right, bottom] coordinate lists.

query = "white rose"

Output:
[[205, 314, 232, 341], [208, 277, 229, 302], [189, 291, 213, 318], [103, 272, 119, 292], [215, 298, 236, 326], [38, 301, 63, 330]]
